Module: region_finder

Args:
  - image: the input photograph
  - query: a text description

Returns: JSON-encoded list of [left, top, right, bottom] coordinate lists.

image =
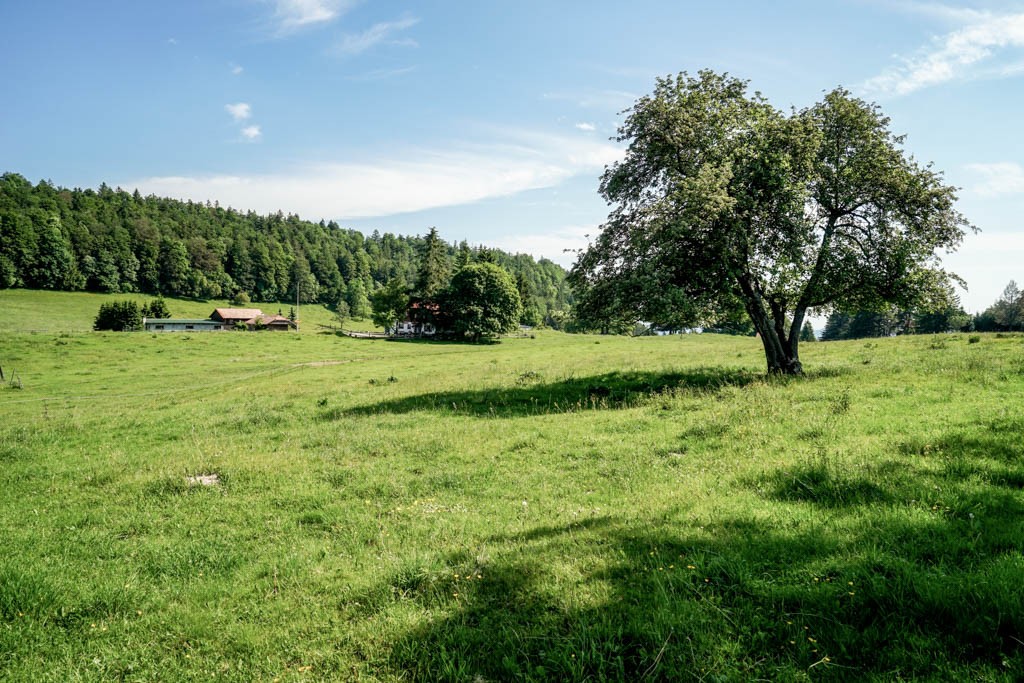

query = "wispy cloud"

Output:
[[225, 102, 252, 121], [125, 129, 621, 220], [333, 14, 419, 55], [270, 0, 356, 35], [543, 88, 638, 110], [345, 65, 417, 82], [575, 122, 596, 132], [491, 225, 595, 267], [965, 161, 1024, 196], [230, 63, 244, 75], [862, 8, 1024, 95], [241, 125, 262, 141]]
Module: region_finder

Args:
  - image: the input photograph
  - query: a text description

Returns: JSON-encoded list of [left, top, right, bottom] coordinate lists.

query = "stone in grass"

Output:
[[185, 473, 220, 487]]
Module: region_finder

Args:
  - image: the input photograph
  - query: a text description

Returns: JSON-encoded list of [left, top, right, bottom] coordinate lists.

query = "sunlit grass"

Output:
[[1, 291, 1023, 680]]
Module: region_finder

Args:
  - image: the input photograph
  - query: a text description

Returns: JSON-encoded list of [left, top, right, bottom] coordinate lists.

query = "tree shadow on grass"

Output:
[[358, 505, 1024, 681], [324, 367, 760, 420], [348, 420, 1024, 681]]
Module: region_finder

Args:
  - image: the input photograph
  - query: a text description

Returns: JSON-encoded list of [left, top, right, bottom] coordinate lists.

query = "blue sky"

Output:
[[2, 0, 1022, 312]]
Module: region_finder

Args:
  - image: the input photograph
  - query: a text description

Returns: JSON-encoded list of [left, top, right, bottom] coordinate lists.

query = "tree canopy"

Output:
[[0, 173, 574, 326], [443, 263, 523, 342], [569, 71, 972, 373]]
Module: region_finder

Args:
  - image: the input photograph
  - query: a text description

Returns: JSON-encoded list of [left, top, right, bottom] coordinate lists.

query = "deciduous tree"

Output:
[[569, 71, 972, 374], [444, 263, 522, 342], [371, 277, 409, 334]]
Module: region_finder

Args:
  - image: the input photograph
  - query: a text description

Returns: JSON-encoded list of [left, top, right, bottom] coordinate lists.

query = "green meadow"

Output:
[[2, 290, 1024, 681]]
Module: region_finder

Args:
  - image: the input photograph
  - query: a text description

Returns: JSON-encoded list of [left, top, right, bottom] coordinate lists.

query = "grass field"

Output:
[[2, 289, 1024, 681], [0, 288, 377, 334]]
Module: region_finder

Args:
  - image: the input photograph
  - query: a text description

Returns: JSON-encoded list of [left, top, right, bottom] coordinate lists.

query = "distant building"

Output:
[[244, 313, 296, 331], [210, 308, 265, 326], [143, 319, 225, 332], [143, 307, 295, 332], [395, 301, 437, 336]]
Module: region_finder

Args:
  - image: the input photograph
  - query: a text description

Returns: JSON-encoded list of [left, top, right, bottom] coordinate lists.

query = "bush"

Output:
[[141, 297, 171, 319], [94, 301, 143, 331]]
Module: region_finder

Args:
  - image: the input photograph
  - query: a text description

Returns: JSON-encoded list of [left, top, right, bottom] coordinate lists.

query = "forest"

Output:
[[0, 173, 572, 328]]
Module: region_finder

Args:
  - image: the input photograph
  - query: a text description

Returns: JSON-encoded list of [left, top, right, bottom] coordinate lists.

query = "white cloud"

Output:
[[124, 129, 621, 220], [491, 225, 596, 267], [575, 122, 596, 132], [965, 161, 1024, 196], [240, 125, 262, 141], [543, 88, 638, 110], [271, 0, 355, 34], [225, 102, 252, 121], [345, 65, 417, 82], [230, 63, 244, 75], [167, 37, 178, 45], [862, 9, 1024, 95], [333, 14, 419, 55]]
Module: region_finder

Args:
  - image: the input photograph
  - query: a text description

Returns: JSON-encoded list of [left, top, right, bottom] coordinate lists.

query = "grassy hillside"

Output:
[[0, 288, 376, 333], [2, 292, 1023, 680]]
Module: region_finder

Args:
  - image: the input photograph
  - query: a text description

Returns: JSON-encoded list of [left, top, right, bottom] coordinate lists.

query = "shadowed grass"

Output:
[[329, 367, 760, 418]]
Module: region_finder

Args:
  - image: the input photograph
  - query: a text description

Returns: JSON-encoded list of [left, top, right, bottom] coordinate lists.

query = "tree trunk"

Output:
[[755, 320, 803, 375], [738, 275, 803, 375]]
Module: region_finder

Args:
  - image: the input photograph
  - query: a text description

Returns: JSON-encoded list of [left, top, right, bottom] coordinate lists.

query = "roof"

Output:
[[245, 314, 296, 326], [211, 308, 263, 321]]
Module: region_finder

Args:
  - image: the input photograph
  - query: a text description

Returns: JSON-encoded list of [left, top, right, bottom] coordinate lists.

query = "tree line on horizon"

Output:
[[0, 173, 573, 328], [820, 280, 1023, 340]]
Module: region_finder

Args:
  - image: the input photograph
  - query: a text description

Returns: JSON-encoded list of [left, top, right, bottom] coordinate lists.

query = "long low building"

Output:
[[143, 319, 226, 332]]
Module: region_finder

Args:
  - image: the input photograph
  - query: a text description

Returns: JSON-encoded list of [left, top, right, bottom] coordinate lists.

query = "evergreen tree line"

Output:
[[821, 305, 967, 341], [0, 173, 574, 327], [818, 283, 1024, 340]]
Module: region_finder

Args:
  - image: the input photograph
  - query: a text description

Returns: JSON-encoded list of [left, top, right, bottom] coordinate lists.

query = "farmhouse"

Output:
[[395, 301, 437, 336], [211, 308, 265, 325], [244, 313, 297, 331]]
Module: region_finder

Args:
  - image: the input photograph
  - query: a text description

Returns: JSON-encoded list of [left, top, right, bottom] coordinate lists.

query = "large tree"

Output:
[[570, 71, 972, 374], [444, 263, 522, 342]]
